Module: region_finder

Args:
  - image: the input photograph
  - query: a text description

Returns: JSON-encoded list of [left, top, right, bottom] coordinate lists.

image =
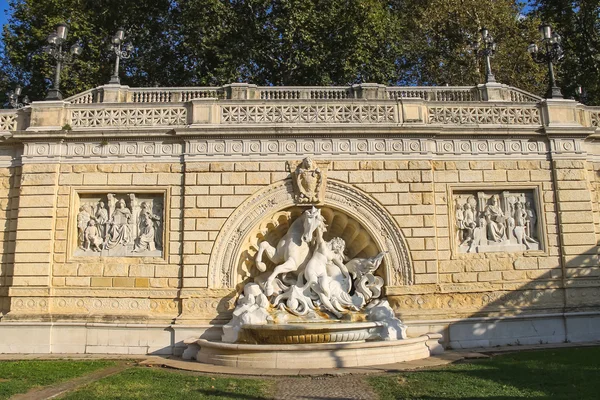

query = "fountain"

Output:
[[187, 204, 443, 369]]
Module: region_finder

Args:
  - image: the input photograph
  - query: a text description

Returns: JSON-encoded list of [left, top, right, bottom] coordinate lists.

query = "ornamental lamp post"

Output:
[[6, 85, 30, 109], [475, 27, 497, 83], [527, 23, 564, 99], [108, 28, 134, 84], [43, 23, 83, 100]]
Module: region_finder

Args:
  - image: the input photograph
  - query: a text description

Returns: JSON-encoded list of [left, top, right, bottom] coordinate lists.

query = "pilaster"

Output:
[[6, 162, 60, 319]]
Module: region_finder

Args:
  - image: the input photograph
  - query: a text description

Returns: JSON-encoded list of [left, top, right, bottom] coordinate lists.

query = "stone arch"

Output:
[[208, 179, 413, 289]]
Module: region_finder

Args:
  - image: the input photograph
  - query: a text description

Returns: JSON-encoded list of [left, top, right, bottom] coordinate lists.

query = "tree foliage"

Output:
[[533, 0, 600, 104], [0, 0, 564, 103]]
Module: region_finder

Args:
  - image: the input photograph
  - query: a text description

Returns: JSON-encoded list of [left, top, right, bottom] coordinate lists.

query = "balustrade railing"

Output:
[[63, 84, 543, 105]]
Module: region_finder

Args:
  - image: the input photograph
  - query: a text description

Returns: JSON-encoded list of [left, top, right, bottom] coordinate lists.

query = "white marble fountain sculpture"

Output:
[[191, 206, 442, 368], [222, 206, 407, 343]]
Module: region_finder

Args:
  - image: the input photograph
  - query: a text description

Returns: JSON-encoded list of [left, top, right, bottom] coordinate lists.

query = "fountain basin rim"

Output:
[[241, 321, 382, 332], [197, 333, 442, 351]]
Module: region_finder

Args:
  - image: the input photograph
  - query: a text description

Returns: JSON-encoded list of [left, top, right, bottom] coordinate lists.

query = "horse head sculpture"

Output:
[[302, 206, 324, 243]]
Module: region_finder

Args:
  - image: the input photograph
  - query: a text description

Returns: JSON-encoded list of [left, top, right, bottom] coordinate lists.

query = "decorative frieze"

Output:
[[70, 107, 187, 128], [454, 190, 541, 254], [221, 104, 397, 124], [0, 112, 17, 131], [428, 105, 541, 125], [74, 193, 164, 257]]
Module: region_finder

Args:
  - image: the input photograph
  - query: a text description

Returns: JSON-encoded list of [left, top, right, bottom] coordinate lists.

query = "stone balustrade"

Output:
[[2, 83, 599, 133]]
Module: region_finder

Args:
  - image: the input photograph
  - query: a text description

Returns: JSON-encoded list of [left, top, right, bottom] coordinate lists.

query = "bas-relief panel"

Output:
[[74, 193, 164, 257], [454, 190, 541, 254]]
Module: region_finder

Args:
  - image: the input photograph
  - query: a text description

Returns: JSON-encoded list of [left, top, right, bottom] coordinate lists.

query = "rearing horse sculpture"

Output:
[[255, 207, 324, 296]]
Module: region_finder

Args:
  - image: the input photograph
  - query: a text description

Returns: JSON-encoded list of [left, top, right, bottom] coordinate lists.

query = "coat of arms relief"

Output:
[[287, 157, 330, 204]]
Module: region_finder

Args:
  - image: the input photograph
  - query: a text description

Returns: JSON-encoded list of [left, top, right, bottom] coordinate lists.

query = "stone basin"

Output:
[[238, 321, 383, 344], [192, 334, 444, 369]]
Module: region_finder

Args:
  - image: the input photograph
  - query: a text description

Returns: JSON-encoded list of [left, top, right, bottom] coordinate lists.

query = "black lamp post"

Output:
[[528, 23, 564, 99], [475, 27, 497, 83], [6, 85, 30, 109], [108, 28, 134, 84], [43, 23, 83, 100]]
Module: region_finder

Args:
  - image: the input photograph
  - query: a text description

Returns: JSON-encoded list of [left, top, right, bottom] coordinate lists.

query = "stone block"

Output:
[[113, 277, 135, 287], [453, 272, 477, 283], [397, 171, 421, 183], [373, 171, 397, 183], [414, 274, 437, 284], [246, 172, 269, 185], [514, 258, 539, 270], [478, 271, 502, 282], [210, 162, 235, 172], [348, 171, 373, 183], [104, 264, 129, 276], [66, 277, 91, 286], [260, 161, 286, 171], [221, 172, 246, 185], [221, 195, 247, 208], [129, 265, 155, 277], [359, 161, 383, 170], [470, 161, 493, 170], [108, 173, 133, 185], [78, 264, 103, 276], [234, 162, 260, 172], [195, 173, 221, 185], [561, 233, 596, 246], [435, 171, 458, 183], [132, 173, 157, 185], [196, 196, 220, 208], [91, 277, 112, 287], [155, 265, 180, 278], [372, 193, 397, 205], [507, 170, 529, 182], [384, 161, 408, 170], [408, 160, 431, 170], [158, 173, 182, 185], [494, 161, 518, 170], [555, 169, 586, 181], [556, 190, 592, 202], [186, 163, 210, 172], [483, 170, 507, 182]]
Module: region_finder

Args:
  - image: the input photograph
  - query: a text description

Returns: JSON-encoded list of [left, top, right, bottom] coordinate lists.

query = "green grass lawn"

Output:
[[0, 360, 117, 399], [369, 346, 600, 399], [61, 367, 273, 400]]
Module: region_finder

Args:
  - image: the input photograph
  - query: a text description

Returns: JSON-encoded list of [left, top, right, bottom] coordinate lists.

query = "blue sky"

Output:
[[0, 0, 9, 28]]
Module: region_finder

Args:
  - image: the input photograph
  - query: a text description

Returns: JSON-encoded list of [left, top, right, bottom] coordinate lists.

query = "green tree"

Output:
[[397, 0, 547, 94], [1, 0, 551, 102], [533, 0, 600, 104]]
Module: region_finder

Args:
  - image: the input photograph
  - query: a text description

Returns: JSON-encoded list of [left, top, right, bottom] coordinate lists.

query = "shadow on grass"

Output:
[[369, 347, 600, 399]]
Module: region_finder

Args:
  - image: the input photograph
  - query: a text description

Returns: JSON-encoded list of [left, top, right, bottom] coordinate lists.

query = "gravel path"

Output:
[[274, 375, 378, 400]]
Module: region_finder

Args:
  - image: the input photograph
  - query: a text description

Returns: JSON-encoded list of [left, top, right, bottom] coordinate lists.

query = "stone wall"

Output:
[[0, 84, 599, 353]]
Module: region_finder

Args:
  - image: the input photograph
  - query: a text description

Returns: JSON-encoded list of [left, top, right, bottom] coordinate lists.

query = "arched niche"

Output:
[[208, 179, 413, 289]]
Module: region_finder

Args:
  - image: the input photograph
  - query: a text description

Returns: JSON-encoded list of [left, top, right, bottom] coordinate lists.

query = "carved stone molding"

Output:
[[221, 104, 397, 124], [428, 105, 541, 125], [208, 179, 412, 289], [70, 107, 187, 128]]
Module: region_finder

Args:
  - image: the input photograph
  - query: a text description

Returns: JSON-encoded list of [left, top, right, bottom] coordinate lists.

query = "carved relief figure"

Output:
[[75, 193, 164, 257], [133, 202, 161, 252], [95, 201, 108, 238], [290, 157, 324, 203], [104, 199, 132, 250], [83, 220, 103, 252], [484, 195, 506, 242], [76, 206, 91, 249], [455, 190, 540, 253], [525, 201, 537, 237]]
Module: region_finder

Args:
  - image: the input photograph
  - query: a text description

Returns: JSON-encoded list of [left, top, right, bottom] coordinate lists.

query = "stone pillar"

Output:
[[189, 99, 220, 125], [100, 84, 129, 103], [26, 101, 69, 132], [543, 99, 600, 330], [6, 161, 60, 319], [352, 83, 388, 100], [223, 83, 259, 100]]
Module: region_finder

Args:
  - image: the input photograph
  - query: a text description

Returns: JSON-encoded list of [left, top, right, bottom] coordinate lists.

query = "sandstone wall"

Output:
[[2, 156, 599, 328]]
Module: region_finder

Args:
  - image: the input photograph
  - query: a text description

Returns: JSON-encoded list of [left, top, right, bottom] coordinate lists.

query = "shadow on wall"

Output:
[[401, 248, 600, 349], [0, 167, 20, 316]]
